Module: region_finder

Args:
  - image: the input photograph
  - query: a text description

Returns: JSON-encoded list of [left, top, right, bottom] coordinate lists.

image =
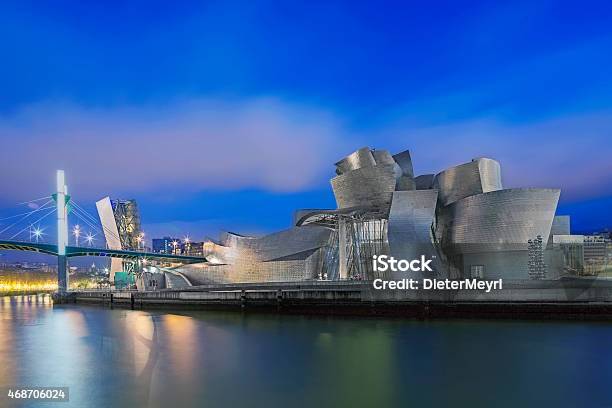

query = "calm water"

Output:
[[1, 295, 612, 407]]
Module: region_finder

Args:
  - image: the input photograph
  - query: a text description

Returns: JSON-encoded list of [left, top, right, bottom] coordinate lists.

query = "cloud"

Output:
[[380, 111, 612, 202], [1, 96, 610, 211], [0, 98, 350, 203]]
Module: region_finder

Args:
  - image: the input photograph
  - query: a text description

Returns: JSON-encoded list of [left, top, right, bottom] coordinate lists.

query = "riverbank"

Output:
[[57, 279, 612, 321], [0, 289, 54, 297]]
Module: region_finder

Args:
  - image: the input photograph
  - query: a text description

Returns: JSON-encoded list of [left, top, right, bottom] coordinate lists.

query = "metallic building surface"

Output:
[[177, 225, 331, 284], [387, 190, 443, 277], [392, 150, 414, 178], [414, 174, 435, 190], [388, 190, 438, 244], [334, 147, 376, 174], [436, 188, 560, 253], [331, 164, 397, 211], [396, 176, 416, 191], [372, 149, 397, 168], [433, 158, 502, 207], [293, 208, 333, 226], [171, 146, 567, 285]]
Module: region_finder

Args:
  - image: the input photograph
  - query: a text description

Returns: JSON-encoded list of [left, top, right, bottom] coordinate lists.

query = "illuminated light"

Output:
[[72, 224, 81, 246], [85, 232, 95, 246], [184, 237, 190, 244], [31, 226, 45, 243]]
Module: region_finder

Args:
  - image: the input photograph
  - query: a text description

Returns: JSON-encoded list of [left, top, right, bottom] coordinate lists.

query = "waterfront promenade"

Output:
[[61, 278, 612, 320]]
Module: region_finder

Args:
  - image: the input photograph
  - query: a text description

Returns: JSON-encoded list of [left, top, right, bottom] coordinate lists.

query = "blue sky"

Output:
[[1, 0, 611, 249]]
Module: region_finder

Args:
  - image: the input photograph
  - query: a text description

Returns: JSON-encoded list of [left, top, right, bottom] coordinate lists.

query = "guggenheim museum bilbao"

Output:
[[156, 146, 583, 287]]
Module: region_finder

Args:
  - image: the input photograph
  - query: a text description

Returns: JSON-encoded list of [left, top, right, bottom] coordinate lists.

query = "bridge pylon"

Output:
[[56, 170, 69, 292]]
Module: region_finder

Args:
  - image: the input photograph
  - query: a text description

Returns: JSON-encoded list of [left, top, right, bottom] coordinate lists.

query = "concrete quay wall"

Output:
[[62, 279, 612, 320]]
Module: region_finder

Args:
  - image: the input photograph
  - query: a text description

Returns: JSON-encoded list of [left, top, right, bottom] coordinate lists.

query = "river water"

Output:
[[1, 295, 612, 407]]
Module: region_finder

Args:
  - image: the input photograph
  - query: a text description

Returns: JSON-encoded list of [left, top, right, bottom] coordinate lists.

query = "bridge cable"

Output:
[[70, 205, 124, 249], [0, 200, 53, 222], [69, 203, 110, 238], [69, 209, 107, 244], [8, 207, 57, 240], [71, 201, 123, 244], [16, 196, 52, 206], [0, 200, 54, 235]]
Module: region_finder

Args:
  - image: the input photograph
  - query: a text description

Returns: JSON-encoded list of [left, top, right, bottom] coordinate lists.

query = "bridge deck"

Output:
[[0, 239, 206, 263]]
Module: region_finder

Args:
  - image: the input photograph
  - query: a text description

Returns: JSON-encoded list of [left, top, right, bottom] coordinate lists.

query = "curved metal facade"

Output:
[[433, 158, 502, 206], [177, 225, 331, 284], [388, 190, 444, 277], [415, 174, 434, 190], [335, 147, 376, 174], [392, 150, 414, 178], [331, 164, 397, 211], [436, 188, 560, 253], [170, 145, 567, 285]]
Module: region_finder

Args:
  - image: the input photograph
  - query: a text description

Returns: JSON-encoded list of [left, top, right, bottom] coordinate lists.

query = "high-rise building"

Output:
[[96, 197, 144, 284]]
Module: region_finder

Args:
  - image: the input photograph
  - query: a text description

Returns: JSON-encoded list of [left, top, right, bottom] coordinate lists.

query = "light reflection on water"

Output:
[[1, 295, 612, 407]]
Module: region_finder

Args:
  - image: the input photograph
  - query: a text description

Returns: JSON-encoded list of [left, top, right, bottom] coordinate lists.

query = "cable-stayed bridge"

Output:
[[0, 170, 206, 292], [0, 240, 207, 262]]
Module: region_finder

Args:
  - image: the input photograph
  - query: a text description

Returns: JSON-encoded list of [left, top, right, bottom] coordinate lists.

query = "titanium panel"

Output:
[[372, 149, 396, 167], [180, 225, 331, 284], [415, 174, 435, 190], [433, 158, 502, 206], [392, 149, 414, 178], [334, 147, 376, 174], [436, 188, 560, 253], [331, 164, 397, 211], [388, 190, 444, 277]]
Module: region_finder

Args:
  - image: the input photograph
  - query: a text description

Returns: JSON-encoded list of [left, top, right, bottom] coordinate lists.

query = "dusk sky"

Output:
[[1, 0, 611, 248]]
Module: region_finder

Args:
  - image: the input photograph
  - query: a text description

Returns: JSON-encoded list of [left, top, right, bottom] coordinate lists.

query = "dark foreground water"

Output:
[[2, 295, 612, 408]]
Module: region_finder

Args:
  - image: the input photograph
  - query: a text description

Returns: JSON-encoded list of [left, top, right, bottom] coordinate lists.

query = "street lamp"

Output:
[[172, 240, 179, 254], [138, 232, 145, 250], [183, 236, 191, 255], [72, 225, 81, 246], [85, 232, 95, 247], [30, 226, 44, 243]]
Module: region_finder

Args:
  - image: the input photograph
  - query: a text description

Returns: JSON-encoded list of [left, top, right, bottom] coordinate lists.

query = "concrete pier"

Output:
[[65, 279, 612, 320]]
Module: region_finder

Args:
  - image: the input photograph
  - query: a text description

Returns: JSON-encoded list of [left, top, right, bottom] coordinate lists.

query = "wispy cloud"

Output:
[[0, 98, 350, 203], [0, 97, 610, 210]]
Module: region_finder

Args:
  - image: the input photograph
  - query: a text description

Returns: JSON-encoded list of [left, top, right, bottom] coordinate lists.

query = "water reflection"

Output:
[[2, 296, 612, 407]]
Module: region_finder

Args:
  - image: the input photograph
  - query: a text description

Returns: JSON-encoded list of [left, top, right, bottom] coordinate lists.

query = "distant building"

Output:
[[181, 241, 204, 256], [152, 237, 179, 254], [96, 197, 144, 283], [584, 235, 609, 275], [152, 237, 205, 256]]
